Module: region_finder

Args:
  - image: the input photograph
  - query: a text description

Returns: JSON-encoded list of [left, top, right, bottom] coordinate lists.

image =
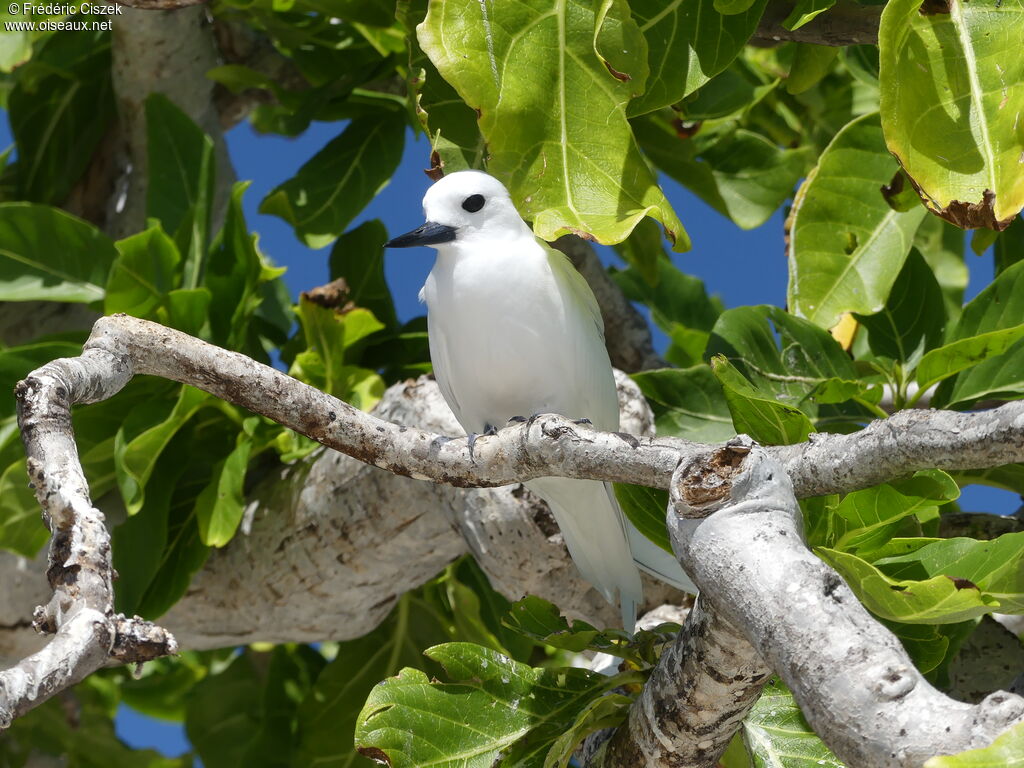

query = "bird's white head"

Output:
[[385, 170, 532, 249]]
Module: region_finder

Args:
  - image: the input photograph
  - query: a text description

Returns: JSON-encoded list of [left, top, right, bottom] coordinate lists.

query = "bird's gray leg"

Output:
[[573, 418, 592, 426]]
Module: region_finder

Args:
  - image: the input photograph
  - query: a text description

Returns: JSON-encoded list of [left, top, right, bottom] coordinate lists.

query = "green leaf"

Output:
[[0, 203, 118, 302], [615, 483, 672, 554], [783, 0, 836, 31], [355, 642, 637, 767], [854, 249, 946, 366], [164, 288, 213, 337], [398, 0, 485, 171], [544, 694, 632, 768], [873, 532, 1024, 614], [742, 678, 845, 768], [419, 0, 689, 250], [115, 385, 210, 516], [631, 365, 736, 442], [927, 259, 1024, 405], [629, 0, 768, 113], [7, 31, 114, 204], [105, 225, 182, 317], [914, 214, 968, 320], [296, 592, 455, 768], [925, 719, 1024, 766], [787, 112, 927, 330], [830, 470, 960, 554], [994, 216, 1024, 275], [879, 0, 1024, 228], [206, 182, 271, 350], [186, 652, 264, 766], [816, 548, 1001, 624], [0, 458, 48, 557], [712, 355, 815, 445], [706, 305, 864, 428], [261, 113, 405, 249], [786, 43, 839, 94], [112, 430, 194, 616], [878, 620, 952, 674], [917, 325, 1024, 393], [194, 435, 253, 547], [291, 299, 386, 407], [145, 93, 215, 289], [329, 219, 399, 331], [636, 116, 810, 230], [613, 258, 721, 365]]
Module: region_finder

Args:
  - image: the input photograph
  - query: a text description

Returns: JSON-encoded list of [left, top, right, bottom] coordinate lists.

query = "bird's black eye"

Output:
[[461, 194, 485, 213]]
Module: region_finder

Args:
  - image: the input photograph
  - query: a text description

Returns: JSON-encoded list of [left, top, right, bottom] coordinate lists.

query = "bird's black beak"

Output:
[[385, 221, 458, 248]]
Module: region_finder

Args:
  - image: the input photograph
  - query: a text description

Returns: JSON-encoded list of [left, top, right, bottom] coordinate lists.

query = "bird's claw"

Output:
[[507, 415, 528, 424], [573, 418, 593, 426]]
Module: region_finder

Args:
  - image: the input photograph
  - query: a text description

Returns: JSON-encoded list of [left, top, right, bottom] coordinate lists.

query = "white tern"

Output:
[[386, 170, 696, 628]]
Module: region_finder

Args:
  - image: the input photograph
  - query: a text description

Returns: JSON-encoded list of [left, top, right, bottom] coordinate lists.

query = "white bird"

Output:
[[386, 170, 695, 628]]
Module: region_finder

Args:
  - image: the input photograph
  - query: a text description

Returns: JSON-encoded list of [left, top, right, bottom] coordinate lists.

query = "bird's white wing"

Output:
[[543, 243, 619, 431]]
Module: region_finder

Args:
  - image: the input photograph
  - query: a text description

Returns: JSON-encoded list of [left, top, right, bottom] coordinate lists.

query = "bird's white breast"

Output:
[[422, 237, 614, 435]]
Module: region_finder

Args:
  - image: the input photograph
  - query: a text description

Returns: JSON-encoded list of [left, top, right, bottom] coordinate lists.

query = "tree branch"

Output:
[[754, 0, 882, 47], [8, 314, 1024, 733], [658, 438, 1024, 767], [81, 315, 1024, 496], [1, 356, 176, 727]]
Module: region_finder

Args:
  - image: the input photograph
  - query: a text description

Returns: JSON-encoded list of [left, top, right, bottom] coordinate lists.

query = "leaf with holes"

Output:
[[879, 0, 1024, 229], [419, 0, 689, 250], [787, 113, 926, 330]]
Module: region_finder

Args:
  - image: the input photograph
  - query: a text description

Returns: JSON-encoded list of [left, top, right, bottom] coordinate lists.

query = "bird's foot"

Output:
[[507, 415, 528, 424], [572, 417, 593, 426]]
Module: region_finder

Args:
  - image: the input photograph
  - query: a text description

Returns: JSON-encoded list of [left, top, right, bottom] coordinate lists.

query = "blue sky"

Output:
[[1, 112, 1014, 759]]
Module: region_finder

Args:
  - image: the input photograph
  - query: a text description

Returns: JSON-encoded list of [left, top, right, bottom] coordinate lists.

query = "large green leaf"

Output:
[[879, 0, 1024, 228], [854, 248, 946, 366], [711, 355, 816, 445], [628, 0, 768, 114], [261, 113, 405, 249], [114, 385, 210, 516], [329, 219, 399, 331], [355, 643, 636, 767], [0, 203, 118, 302], [615, 484, 672, 554], [398, 0, 484, 171], [706, 305, 866, 427], [419, 0, 689, 250], [7, 30, 114, 205], [631, 365, 735, 442], [105, 225, 182, 318], [925, 721, 1024, 767], [636, 115, 810, 230], [830, 470, 960, 554], [787, 112, 927, 330], [816, 532, 1024, 624], [145, 93, 215, 289], [742, 678, 845, 768]]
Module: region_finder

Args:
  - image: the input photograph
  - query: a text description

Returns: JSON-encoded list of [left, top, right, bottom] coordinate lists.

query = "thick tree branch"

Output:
[[596, 597, 771, 767], [1, 357, 176, 727], [754, 0, 881, 46], [658, 439, 1024, 767], [81, 315, 1024, 496], [8, 314, 1024, 733], [0, 375, 671, 662]]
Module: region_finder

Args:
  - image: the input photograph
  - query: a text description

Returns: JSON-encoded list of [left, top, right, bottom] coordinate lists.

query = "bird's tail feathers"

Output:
[[527, 477, 643, 630]]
